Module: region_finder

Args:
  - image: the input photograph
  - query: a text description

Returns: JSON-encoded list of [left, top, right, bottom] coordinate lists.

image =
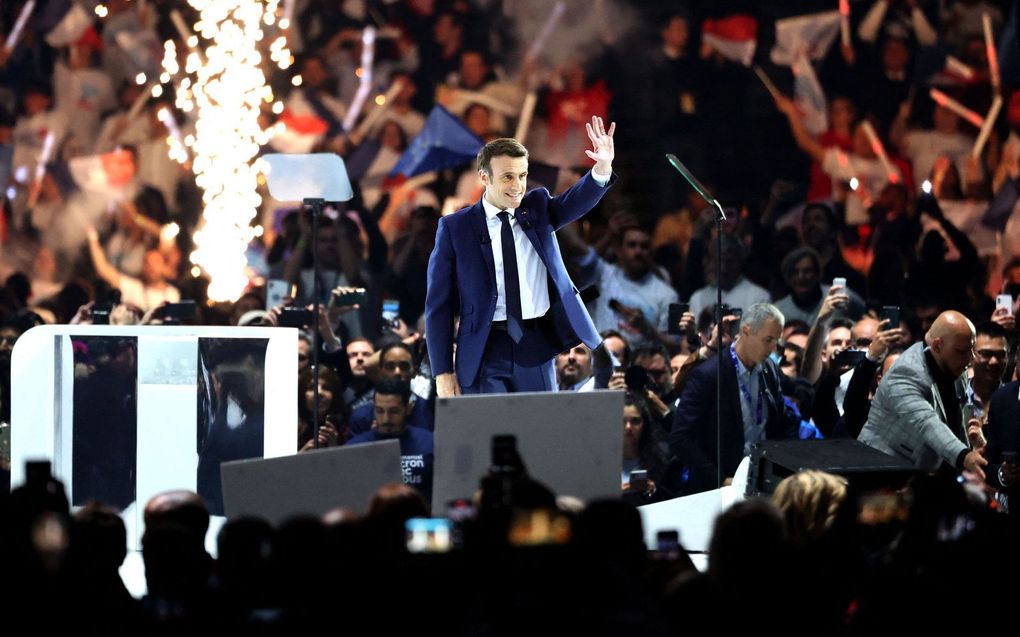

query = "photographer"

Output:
[[814, 317, 903, 438]]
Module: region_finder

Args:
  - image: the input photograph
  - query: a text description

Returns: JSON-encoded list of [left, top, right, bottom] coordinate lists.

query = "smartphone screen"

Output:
[[382, 299, 400, 327], [405, 518, 453, 553]]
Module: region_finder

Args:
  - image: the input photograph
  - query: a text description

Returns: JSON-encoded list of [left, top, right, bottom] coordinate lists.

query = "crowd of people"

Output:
[[2, 0, 1020, 630]]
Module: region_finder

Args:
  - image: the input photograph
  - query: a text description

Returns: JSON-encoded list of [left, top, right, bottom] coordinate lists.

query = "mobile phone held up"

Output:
[[880, 306, 900, 329], [278, 306, 313, 328], [266, 279, 295, 310], [382, 299, 400, 330], [996, 294, 1013, 316], [332, 287, 367, 308], [667, 302, 688, 336]]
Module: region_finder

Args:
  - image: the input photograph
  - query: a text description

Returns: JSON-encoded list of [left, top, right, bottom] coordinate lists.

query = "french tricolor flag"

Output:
[[269, 110, 330, 154], [35, 0, 94, 48], [702, 14, 758, 67], [49, 148, 136, 198]]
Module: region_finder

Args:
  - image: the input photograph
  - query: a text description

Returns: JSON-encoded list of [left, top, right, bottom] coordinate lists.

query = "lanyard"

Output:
[[730, 343, 764, 427]]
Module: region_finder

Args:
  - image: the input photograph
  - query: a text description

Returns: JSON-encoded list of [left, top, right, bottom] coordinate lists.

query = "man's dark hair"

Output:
[[374, 377, 411, 404], [781, 247, 822, 282], [784, 319, 811, 337], [476, 138, 528, 176], [830, 318, 854, 333], [975, 321, 1008, 342], [632, 343, 670, 364]]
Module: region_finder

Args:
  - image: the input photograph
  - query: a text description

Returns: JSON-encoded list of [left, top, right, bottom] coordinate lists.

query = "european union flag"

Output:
[[390, 106, 483, 178]]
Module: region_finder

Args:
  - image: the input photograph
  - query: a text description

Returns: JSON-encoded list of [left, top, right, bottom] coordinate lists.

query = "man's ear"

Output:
[[930, 337, 943, 354], [478, 169, 489, 187]]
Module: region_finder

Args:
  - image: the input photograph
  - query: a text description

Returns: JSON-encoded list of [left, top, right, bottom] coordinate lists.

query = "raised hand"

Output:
[[584, 115, 616, 175]]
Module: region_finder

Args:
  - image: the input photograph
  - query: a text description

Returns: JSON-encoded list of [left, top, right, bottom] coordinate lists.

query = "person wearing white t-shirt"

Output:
[[86, 227, 179, 312], [688, 234, 770, 324]]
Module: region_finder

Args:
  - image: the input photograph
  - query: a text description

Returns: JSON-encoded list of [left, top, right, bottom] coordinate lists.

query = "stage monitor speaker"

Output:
[[746, 439, 918, 497]]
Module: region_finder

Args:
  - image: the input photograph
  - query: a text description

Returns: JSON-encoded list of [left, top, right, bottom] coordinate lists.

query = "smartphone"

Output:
[[629, 469, 649, 492], [727, 307, 743, 337], [91, 303, 112, 325], [996, 294, 1013, 316], [382, 299, 400, 328], [266, 279, 294, 310], [667, 302, 688, 336], [405, 517, 453, 553], [833, 349, 866, 368], [832, 277, 847, 289], [278, 306, 313, 327], [163, 300, 197, 321], [656, 529, 680, 555], [332, 287, 367, 307], [491, 434, 521, 472], [880, 305, 900, 329]]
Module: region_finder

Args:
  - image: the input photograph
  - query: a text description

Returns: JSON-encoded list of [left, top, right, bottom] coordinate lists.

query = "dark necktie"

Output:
[[498, 210, 524, 342]]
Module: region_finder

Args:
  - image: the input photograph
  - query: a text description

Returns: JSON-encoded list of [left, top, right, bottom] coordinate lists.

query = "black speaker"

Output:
[[746, 439, 918, 497]]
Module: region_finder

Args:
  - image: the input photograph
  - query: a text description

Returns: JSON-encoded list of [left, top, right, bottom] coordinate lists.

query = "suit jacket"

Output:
[[669, 349, 799, 494], [425, 171, 614, 387], [985, 380, 1020, 498], [858, 342, 968, 471]]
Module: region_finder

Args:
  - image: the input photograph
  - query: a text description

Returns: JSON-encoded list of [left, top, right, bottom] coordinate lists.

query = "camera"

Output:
[[624, 365, 648, 391]]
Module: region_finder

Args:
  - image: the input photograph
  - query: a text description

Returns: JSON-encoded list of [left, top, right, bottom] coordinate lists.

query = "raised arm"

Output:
[[800, 285, 850, 384], [85, 227, 122, 289], [775, 94, 827, 165]]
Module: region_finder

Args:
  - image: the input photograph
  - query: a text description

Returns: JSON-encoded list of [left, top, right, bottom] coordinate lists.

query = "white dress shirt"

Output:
[[482, 169, 610, 321]]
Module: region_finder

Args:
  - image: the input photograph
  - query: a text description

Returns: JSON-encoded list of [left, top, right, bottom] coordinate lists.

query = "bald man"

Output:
[[859, 311, 987, 479]]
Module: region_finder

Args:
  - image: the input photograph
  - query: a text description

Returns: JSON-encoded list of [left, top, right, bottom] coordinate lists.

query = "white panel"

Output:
[[135, 334, 199, 550], [263, 327, 298, 457], [9, 328, 57, 488]]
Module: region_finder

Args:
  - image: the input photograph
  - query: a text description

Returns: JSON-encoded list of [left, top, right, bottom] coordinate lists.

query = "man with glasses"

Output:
[[347, 343, 433, 435], [966, 322, 1010, 422]]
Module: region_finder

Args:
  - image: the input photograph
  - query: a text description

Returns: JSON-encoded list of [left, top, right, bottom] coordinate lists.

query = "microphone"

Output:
[[665, 154, 726, 221]]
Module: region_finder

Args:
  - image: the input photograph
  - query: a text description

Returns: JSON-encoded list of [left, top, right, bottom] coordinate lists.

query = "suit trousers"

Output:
[[461, 327, 556, 394]]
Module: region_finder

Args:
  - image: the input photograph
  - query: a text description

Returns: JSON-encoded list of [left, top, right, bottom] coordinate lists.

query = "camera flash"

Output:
[[921, 180, 932, 194]]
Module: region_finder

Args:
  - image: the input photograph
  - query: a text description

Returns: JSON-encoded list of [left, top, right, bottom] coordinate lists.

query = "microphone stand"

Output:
[[305, 197, 325, 449], [666, 155, 727, 489]]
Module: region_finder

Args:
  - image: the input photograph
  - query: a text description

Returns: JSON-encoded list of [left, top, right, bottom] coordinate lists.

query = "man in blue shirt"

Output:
[[347, 378, 433, 503]]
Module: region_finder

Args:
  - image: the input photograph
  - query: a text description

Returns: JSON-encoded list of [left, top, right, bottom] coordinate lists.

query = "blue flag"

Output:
[[390, 106, 483, 178]]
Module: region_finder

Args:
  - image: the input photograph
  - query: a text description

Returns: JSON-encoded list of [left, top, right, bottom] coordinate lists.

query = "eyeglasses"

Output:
[[383, 360, 412, 372], [976, 349, 1008, 360]]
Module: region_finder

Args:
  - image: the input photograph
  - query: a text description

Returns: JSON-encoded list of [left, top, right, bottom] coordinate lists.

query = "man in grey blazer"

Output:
[[858, 311, 988, 480]]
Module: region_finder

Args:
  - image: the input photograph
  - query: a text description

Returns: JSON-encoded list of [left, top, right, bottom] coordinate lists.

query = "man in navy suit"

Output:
[[426, 116, 616, 396]]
